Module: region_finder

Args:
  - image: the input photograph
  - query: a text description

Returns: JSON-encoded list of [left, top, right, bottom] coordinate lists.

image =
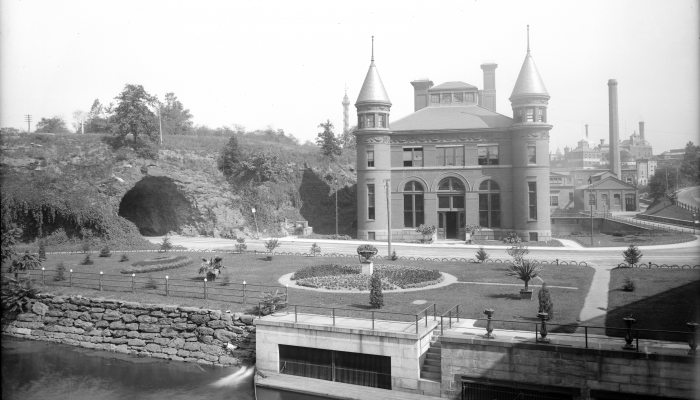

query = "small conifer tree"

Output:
[[99, 245, 112, 257], [144, 275, 158, 289], [80, 254, 94, 265], [369, 270, 384, 309], [475, 247, 490, 263], [81, 241, 91, 254], [234, 237, 247, 253], [119, 254, 129, 262], [54, 261, 66, 281], [622, 244, 643, 265], [538, 282, 554, 319], [391, 249, 398, 261], [160, 236, 173, 253], [310, 243, 322, 256], [38, 240, 47, 260]]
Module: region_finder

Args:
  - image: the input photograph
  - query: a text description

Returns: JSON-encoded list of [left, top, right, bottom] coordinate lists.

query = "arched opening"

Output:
[[437, 177, 465, 240], [118, 176, 194, 236]]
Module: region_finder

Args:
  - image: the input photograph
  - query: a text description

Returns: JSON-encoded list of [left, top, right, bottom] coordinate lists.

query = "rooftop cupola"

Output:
[[510, 26, 550, 124], [355, 36, 391, 131]]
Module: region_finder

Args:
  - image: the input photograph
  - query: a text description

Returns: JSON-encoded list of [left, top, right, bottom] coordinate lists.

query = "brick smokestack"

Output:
[[480, 63, 497, 112], [585, 124, 589, 139], [639, 121, 645, 142], [608, 79, 621, 177]]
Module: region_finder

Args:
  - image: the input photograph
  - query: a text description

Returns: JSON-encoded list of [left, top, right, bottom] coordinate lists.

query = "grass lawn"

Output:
[[558, 233, 696, 248], [22, 251, 595, 333], [605, 267, 700, 340]]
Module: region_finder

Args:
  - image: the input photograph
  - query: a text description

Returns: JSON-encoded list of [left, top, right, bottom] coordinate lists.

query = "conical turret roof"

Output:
[[356, 61, 391, 105], [510, 51, 549, 99]]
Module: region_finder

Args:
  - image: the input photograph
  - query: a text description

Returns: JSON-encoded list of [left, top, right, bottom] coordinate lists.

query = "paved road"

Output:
[[677, 186, 700, 207]]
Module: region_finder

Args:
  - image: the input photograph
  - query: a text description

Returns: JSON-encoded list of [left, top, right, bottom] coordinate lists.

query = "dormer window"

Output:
[[441, 94, 452, 103]]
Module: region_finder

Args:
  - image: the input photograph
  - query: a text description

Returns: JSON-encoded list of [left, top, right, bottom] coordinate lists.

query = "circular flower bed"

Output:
[[290, 264, 443, 291], [120, 255, 194, 274]]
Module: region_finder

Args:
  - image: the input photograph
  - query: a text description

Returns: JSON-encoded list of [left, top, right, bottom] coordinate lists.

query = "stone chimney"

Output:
[[600, 139, 605, 147], [639, 121, 645, 142], [608, 79, 621, 177], [410, 79, 433, 112], [480, 63, 498, 112]]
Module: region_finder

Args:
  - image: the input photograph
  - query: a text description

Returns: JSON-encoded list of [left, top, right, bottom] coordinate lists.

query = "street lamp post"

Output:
[[251, 208, 259, 239]]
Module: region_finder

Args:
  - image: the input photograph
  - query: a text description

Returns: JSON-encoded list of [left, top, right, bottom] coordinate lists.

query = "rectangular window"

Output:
[[438, 196, 450, 209], [367, 114, 375, 128], [550, 196, 559, 206], [528, 182, 537, 220], [367, 184, 375, 220], [569, 192, 574, 201], [378, 114, 386, 128], [477, 145, 499, 165], [465, 93, 475, 102], [538, 108, 546, 122], [528, 145, 537, 164], [358, 115, 365, 129], [453, 93, 463, 103], [367, 151, 374, 168], [441, 94, 451, 103], [529, 232, 539, 242], [526, 108, 535, 122], [368, 232, 375, 240], [403, 148, 423, 167], [403, 194, 424, 228], [430, 94, 439, 103], [614, 194, 620, 205], [437, 147, 464, 166], [479, 193, 500, 228], [452, 196, 464, 208], [516, 109, 523, 122]]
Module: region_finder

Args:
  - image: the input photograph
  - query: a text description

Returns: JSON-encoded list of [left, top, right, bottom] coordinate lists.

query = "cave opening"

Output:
[[118, 176, 193, 236]]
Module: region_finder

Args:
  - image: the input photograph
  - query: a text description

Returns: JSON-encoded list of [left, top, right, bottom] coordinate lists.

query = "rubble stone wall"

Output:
[[2, 293, 256, 367]]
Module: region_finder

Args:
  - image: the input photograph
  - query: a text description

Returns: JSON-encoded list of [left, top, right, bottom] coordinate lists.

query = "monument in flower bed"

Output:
[[356, 244, 377, 275], [290, 264, 443, 291]]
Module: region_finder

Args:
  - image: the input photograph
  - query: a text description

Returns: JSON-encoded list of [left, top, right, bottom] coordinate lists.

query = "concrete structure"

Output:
[[608, 79, 621, 178], [573, 173, 639, 213], [355, 33, 552, 242]]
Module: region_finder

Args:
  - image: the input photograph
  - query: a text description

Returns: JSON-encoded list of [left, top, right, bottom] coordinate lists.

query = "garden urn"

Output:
[[537, 312, 550, 343], [483, 309, 496, 339], [622, 317, 636, 350]]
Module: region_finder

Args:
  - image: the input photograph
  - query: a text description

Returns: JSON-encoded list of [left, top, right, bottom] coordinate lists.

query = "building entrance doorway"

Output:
[[625, 194, 636, 211], [439, 212, 459, 239]]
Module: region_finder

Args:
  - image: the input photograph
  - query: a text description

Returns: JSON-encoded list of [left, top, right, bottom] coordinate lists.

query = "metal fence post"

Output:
[[243, 281, 247, 306], [372, 311, 375, 330], [433, 303, 436, 321], [41, 267, 45, 285], [165, 276, 169, 296], [294, 305, 297, 323], [415, 315, 419, 334], [131, 273, 135, 293], [99, 272, 103, 291], [332, 308, 335, 326], [457, 305, 460, 322], [425, 309, 428, 327], [204, 278, 208, 299], [285, 284, 289, 304], [70, 270, 73, 287], [585, 326, 588, 348]]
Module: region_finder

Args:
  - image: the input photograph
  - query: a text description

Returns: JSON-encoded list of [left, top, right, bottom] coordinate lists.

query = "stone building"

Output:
[[354, 37, 552, 242]]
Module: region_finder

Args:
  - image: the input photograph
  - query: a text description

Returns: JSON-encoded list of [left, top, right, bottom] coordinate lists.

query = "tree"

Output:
[[316, 120, 342, 157], [505, 259, 541, 290], [622, 244, 643, 265], [159, 92, 194, 135], [0, 127, 20, 135], [310, 243, 322, 256], [475, 247, 490, 262], [680, 141, 700, 187], [217, 135, 244, 180], [35, 117, 70, 133], [8, 251, 41, 279], [111, 84, 158, 144], [72, 110, 88, 133], [85, 99, 111, 133], [538, 282, 554, 319], [341, 125, 357, 149], [369, 269, 384, 309]]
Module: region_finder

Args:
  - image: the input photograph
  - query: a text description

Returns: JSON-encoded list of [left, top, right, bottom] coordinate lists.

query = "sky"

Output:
[[1, 0, 698, 153]]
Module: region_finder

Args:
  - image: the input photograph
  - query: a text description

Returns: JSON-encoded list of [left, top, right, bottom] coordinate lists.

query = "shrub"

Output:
[[259, 289, 287, 315], [264, 238, 280, 253], [99, 245, 112, 257], [8, 251, 41, 278], [121, 256, 193, 274], [475, 247, 490, 262], [369, 270, 384, 309], [622, 244, 643, 265], [80, 254, 94, 265], [538, 282, 554, 319], [38, 240, 46, 260], [221, 275, 231, 286], [234, 237, 247, 253], [506, 245, 530, 265], [415, 224, 436, 243], [54, 261, 66, 281], [1, 277, 40, 318], [159, 236, 173, 253], [144, 276, 158, 289], [81, 242, 91, 254], [502, 232, 521, 244], [505, 259, 541, 290], [612, 230, 625, 237], [622, 277, 636, 292], [391, 249, 398, 261], [119, 254, 129, 262], [309, 243, 322, 256], [199, 255, 226, 281]]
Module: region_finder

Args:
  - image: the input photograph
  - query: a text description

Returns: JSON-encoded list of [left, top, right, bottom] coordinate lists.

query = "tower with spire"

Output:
[[509, 25, 552, 240], [354, 36, 393, 241]]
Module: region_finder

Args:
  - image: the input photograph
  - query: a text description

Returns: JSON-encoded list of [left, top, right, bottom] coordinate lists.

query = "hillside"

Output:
[[0, 132, 357, 248]]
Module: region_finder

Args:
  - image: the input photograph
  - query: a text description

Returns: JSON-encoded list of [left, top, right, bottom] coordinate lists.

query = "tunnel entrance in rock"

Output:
[[118, 176, 193, 236]]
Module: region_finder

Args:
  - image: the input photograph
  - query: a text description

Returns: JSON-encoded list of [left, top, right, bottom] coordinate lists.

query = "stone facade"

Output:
[[439, 336, 697, 400], [2, 293, 256, 366]]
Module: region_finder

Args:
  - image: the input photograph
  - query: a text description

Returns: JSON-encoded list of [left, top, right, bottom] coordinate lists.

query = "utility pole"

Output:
[[334, 179, 339, 237], [588, 176, 594, 246], [384, 179, 392, 257], [25, 115, 32, 133], [158, 105, 163, 145]]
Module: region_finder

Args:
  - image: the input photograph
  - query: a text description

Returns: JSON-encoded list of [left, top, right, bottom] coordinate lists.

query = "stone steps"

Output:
[[420, 329, 442, 382]]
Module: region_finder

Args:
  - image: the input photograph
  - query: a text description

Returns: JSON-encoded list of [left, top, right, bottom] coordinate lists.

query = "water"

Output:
[[1, 337, 329, 400]]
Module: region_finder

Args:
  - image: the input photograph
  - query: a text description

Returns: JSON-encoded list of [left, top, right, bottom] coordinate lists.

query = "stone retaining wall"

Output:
[[2, 293, 256, 367]]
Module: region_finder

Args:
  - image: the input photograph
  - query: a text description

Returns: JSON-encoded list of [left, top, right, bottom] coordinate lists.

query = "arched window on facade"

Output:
[[478, 180, 501, 228], [403, 181, 424, 228]]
